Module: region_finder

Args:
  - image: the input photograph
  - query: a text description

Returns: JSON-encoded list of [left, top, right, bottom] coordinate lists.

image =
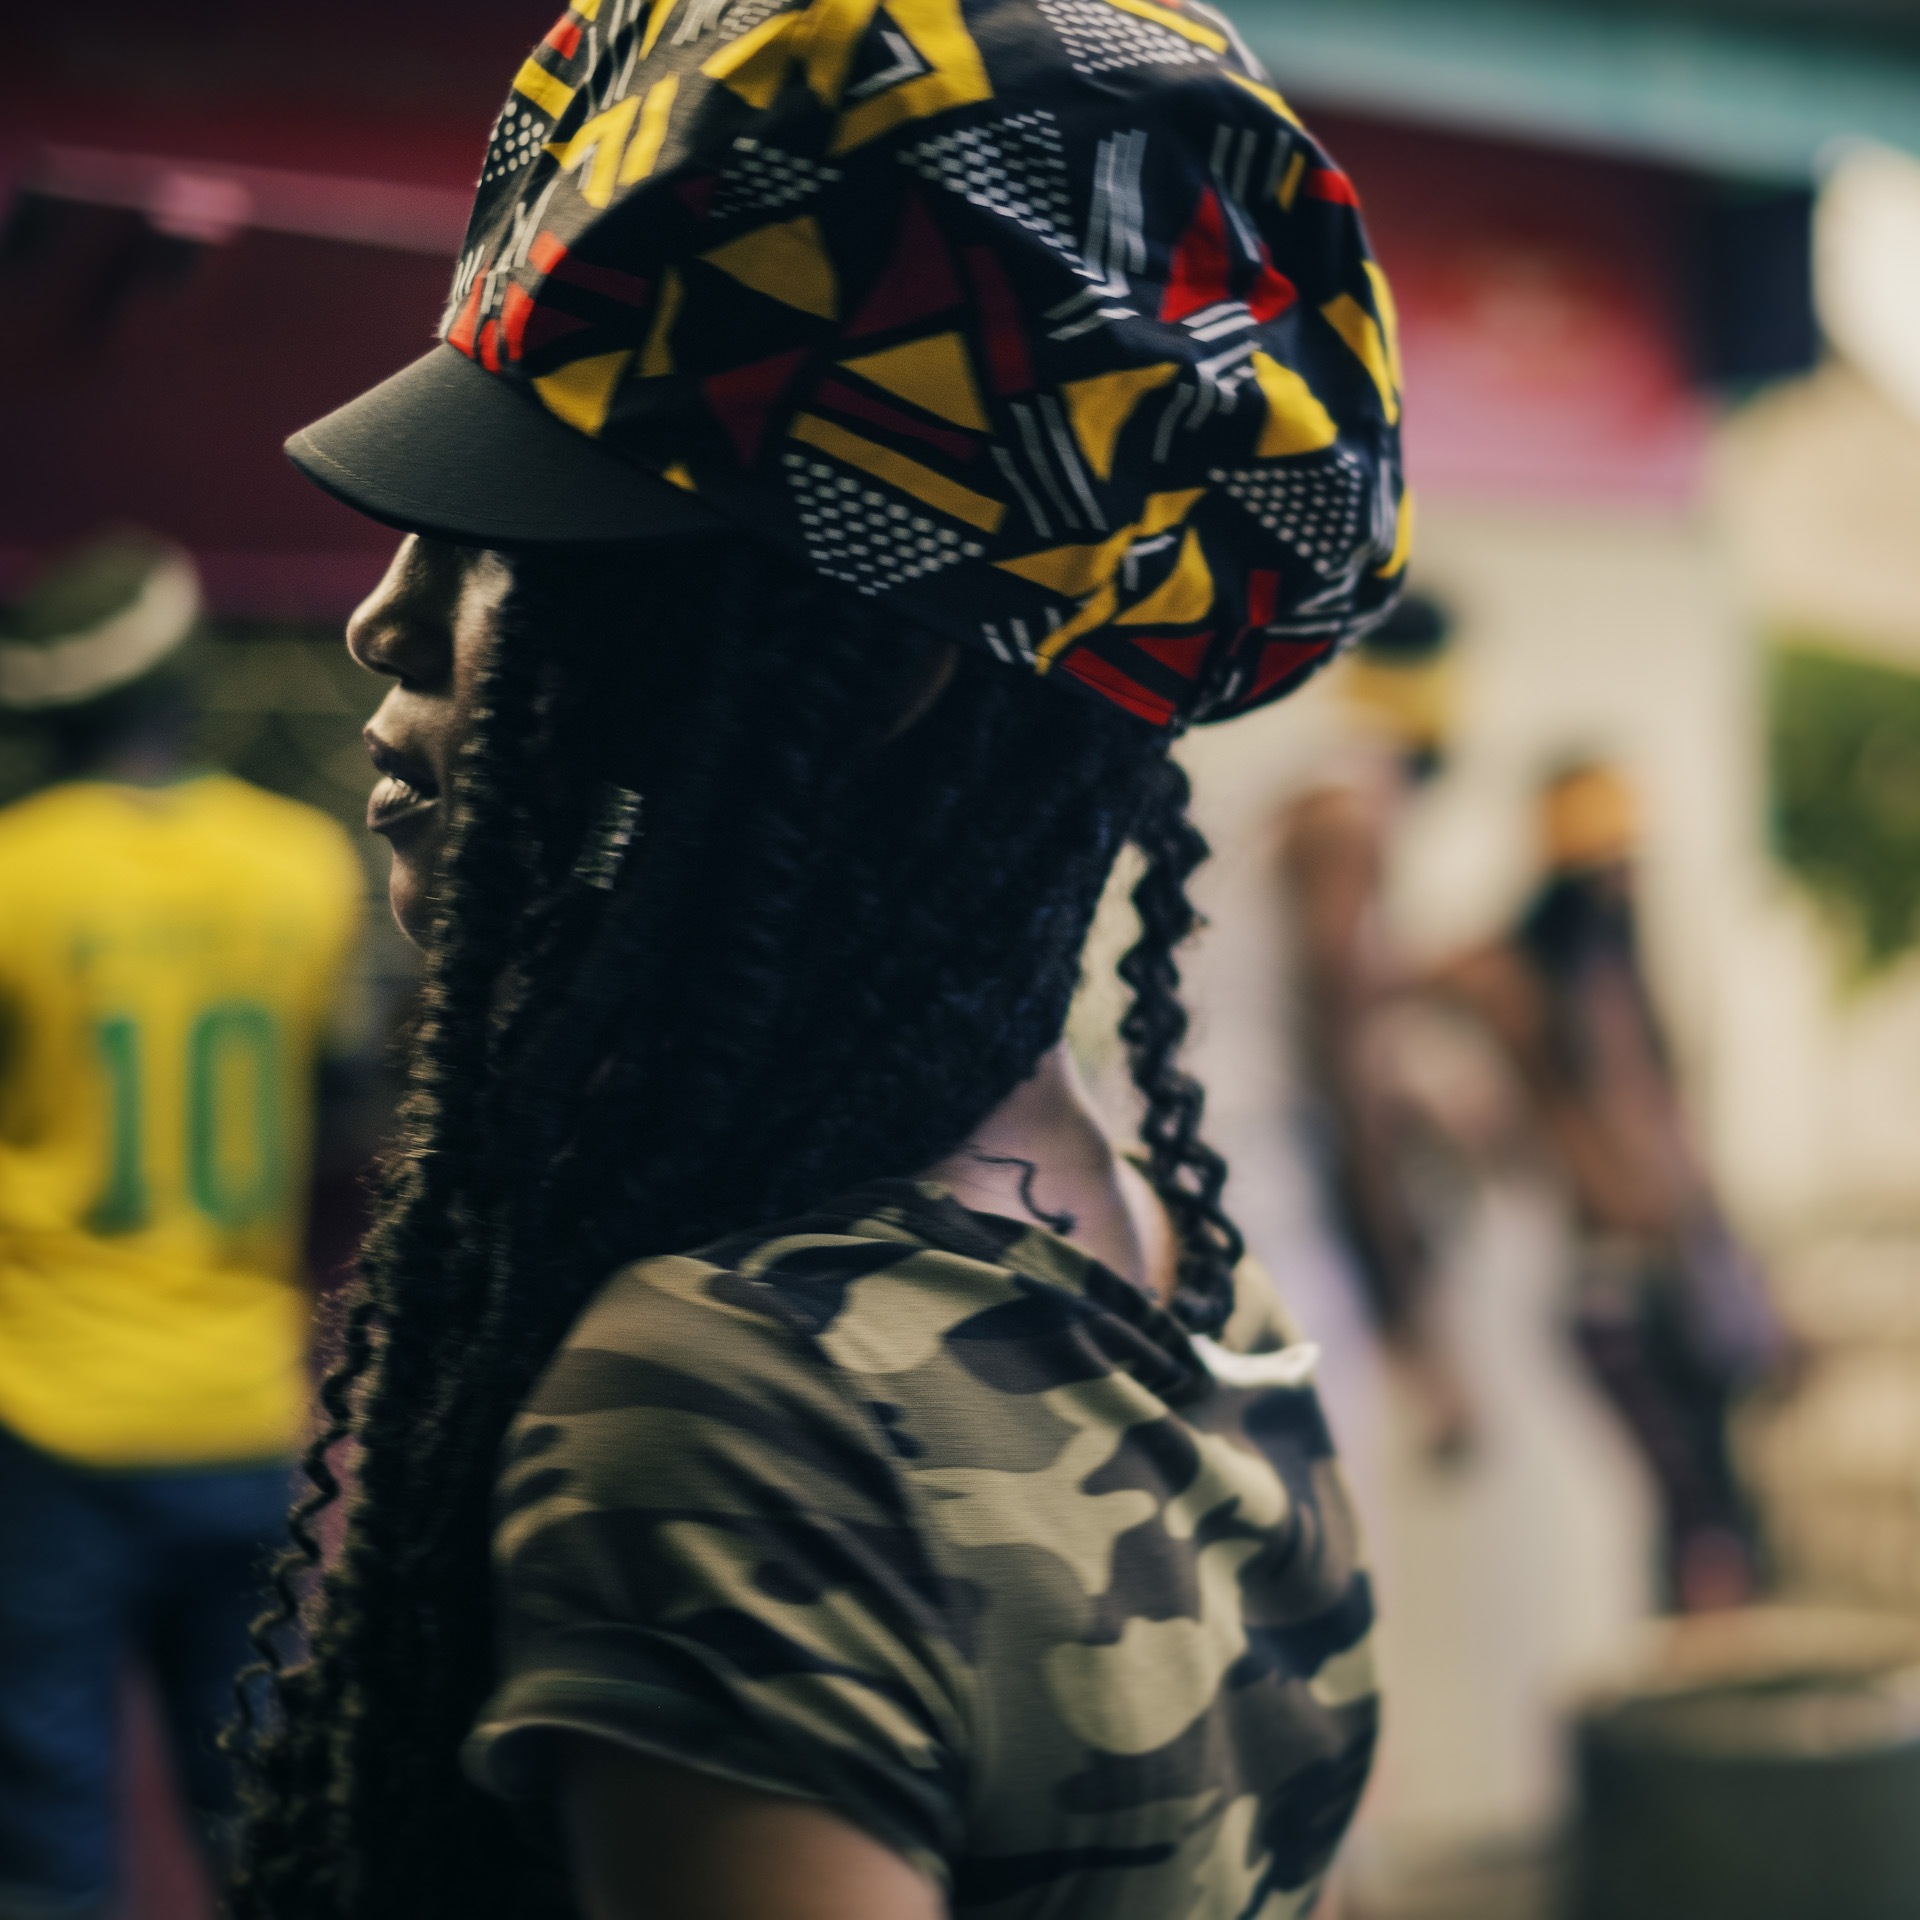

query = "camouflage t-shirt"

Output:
[[465, 1179, 1378, 1917]]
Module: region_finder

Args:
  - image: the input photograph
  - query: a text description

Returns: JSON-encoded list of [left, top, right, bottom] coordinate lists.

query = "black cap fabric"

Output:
[[287, 344, 723, 545]]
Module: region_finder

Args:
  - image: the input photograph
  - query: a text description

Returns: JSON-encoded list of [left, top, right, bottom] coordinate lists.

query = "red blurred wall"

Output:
[[0, 6, 1710, 619], [0, 0, 541, 613]]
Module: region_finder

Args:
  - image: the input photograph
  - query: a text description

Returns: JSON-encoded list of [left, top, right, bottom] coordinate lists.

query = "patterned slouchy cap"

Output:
[[356, 0, 1407, 726]]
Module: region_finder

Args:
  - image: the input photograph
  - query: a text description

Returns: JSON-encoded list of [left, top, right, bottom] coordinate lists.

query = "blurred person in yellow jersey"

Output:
[[0, 531, 361, 1919]]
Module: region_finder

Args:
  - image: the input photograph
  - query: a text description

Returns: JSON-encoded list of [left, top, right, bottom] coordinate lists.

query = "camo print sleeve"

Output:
[[466, 1235, 973, 1887], [465, 1179, 1379, 1919]]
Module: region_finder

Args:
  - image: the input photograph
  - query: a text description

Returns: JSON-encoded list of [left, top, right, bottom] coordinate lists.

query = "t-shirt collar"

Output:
[[813, 1176, 1204, 1400]]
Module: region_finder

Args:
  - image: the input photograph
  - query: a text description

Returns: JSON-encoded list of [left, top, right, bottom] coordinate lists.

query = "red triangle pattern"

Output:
[[528, 303, 593, 358], [1306, 167, 1362, 208], [1128, 630, 1213, 678], [446, 275, 485, 357], [1238, 568, 1280, 641], [703, 346, 811, 466], [1159, 188, 1232, 324], [501, 284, 534, 358], [1248, 636, 1332, 702], [964, 245, 1033, 395], [816, 376, 975, 462], [502, 283, 595, 361], [550, 255, 653, 307], [849, 191, 962, 338], [1246, 247, 1297, 323], [1063, 649, 1178, 727]]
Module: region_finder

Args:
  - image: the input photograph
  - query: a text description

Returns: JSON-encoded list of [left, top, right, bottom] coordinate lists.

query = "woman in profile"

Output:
[[229, 0, 1408, 1912]]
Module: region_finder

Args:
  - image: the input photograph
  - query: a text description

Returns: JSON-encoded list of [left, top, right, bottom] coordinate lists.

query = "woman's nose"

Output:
[[346, 538, 423, 677]]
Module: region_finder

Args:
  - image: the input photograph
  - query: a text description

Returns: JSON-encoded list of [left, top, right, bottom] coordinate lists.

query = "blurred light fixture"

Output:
[[19, 146, 470, 256], [1815, 140, 1920, 423]]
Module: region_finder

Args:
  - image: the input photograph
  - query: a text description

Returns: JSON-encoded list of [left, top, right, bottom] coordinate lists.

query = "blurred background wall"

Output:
[[6, 3, 1920, 1917], [1108, 3, 1920, 1911]]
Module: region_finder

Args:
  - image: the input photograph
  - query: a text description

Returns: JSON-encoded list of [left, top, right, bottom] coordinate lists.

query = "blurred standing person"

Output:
[[1279, 594, 1476, 1459], [1430, 762, 1786, 1610], [0, 532, 361, 1917]]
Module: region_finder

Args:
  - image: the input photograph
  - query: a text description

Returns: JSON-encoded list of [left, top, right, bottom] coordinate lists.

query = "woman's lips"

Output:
[[367, 772, 437, 836], [365, 735, 439, 837]]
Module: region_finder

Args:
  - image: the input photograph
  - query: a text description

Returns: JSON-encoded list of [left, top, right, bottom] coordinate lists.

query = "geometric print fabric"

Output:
[[480, 99, 555, 188], [1037, 0, 1222, 76], [781, 451, 986, 590], [899, 112, 1079, 259], [437, 0, 1409, 729], [715, 138, 843, 219], [1211, 450, 1370, 580]]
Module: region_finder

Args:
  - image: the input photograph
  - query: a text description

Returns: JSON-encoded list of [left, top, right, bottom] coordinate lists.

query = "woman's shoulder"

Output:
[[477, 1184, 986, 1841], [556, 1178, 1019, 1374], [505, 1180, 1023, 1502]]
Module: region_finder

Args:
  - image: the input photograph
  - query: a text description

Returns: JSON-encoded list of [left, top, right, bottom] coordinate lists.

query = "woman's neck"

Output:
[[923, 1042, 1178, 1304]]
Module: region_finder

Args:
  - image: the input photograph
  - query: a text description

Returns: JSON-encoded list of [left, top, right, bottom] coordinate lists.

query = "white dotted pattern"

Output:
[[1036, 0, 1220, 74], [481, 102, 551, 186], [1210, 453, 1369, 578], [718, 0, 786, 38], [783, 454, 986, 593], [715, 138, 843, 219], [899, 112, 1077, 256]]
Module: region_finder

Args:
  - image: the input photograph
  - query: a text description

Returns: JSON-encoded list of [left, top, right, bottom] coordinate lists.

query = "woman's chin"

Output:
[[387, 854, 434, 948]]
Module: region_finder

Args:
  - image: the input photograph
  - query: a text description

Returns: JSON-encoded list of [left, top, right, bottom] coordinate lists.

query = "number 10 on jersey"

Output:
[[88, 1000, 287, 1234]]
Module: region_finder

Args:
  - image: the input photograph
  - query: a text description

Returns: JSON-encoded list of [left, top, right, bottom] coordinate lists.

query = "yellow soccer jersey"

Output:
[[0, 775, 362, 1467]]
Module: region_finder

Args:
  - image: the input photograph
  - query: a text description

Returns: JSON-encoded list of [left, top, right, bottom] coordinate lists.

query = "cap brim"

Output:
[[286, 344, 724, 545]]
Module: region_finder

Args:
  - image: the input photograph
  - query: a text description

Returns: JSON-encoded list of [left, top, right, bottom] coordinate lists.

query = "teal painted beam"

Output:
[[1232, 0, 1920, 179]]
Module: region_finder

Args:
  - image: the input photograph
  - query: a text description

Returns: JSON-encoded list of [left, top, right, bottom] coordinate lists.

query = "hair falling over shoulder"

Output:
[[224, 536, 1243, 1918]]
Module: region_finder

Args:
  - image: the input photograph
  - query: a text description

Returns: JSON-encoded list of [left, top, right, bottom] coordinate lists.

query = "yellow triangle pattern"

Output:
[[1060, 363, 1177, 480], [1249, 353, 1337, 458], [790, 414, 1005, 532], [1104, 0, 1226, 50], [545, 96, 639, 208], [830, 0, 994, 154], [841, 333, 987, 430], [701, 215, 838, 320], [534, 350, 633, 436], [619, 75, 680, 185], [640, 0, 678, 57], [1116, 527, 1213, 626], [798, 0, 886, 106], [1364, 261, 1405, 392], [702, 0, 991, 153], [1277, 150, 1307, 213], [1321, 293, 1400, 426], [511, 54, 576, 121], [640, 267, 683, 378], [1225, 71, 1301, 128], [998, 488, 1206, 600], [702, 11, 802, 107]]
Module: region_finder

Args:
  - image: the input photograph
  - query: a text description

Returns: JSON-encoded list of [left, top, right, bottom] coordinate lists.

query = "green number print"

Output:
[[188, 1001, 285, 1228], [84, 1016, 147, 1235], [86, 1000, 285, 1234]]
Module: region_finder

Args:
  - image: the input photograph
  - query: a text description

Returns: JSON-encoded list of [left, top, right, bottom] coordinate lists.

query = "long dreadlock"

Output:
[[229, 533, 1244, 1917]]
